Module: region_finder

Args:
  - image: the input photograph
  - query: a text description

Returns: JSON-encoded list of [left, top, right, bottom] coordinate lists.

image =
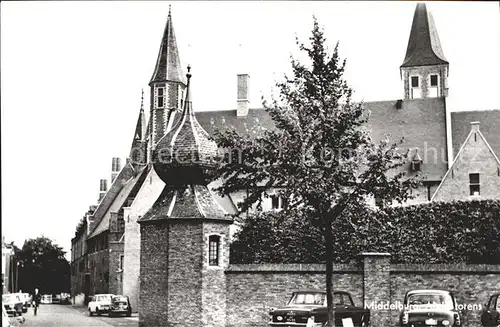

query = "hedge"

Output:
[[229, 200, 500, 264]]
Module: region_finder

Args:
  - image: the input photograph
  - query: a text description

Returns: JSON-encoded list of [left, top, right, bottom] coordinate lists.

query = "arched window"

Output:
[[208, 235, 221, 266]]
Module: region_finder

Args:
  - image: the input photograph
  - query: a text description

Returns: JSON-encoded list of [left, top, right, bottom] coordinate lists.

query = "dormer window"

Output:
[[469, 173, 480, 196], [411, 149, 423, 172], [430, 74, 438, 87]]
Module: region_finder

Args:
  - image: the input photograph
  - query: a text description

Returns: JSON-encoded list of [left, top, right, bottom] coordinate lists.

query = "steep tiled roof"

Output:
[[365, 98, 448, 181], [88, 166, 150, 239], [149, 7, 185, 85], [401, 3, 448, 68], [191, 98, 448, 180], [195, 109, 275, 137], [88, 162, 136, 236], [451, 110, 500, 160], [138, 184, 231, 223]]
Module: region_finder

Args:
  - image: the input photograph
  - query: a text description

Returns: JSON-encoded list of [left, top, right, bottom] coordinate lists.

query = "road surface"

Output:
[[13, 304, 138, 327]]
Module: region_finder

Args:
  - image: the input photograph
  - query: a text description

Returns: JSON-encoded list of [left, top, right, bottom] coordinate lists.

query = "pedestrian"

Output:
[[32, 288, 41, 316]]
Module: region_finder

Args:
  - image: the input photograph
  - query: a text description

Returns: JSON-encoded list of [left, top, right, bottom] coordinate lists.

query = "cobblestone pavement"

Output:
[[11, 304, 138, 327]]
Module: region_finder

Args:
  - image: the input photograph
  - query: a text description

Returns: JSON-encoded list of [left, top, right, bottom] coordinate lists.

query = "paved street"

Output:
[[11, 304, 138, 327]]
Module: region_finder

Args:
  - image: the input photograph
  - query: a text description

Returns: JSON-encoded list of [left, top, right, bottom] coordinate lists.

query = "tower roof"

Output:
[[149, 6, 186, 85], [401, 3, 448, 68], [129, 90, 148, 168], [153, 66, 219, 184]]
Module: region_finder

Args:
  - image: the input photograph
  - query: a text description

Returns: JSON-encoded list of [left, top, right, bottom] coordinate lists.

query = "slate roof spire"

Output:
[[149, 5, 186, 85], [401, 3, 448, 68], [129, 89, 148, 169]]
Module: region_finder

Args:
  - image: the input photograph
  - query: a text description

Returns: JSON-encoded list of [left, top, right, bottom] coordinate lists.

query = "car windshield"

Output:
[[112, 296, 128, 303], [407, 293, 454, 310], [289, 293, 326, 305], [97, 295, 112, 302]]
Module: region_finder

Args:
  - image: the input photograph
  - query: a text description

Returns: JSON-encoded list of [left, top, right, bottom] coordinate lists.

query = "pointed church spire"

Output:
[[401, 3, 448, 68], [129, 91, 148, 169], [149, 6, 185, 85]]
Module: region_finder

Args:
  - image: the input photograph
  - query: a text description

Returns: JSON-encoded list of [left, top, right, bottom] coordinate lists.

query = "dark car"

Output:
[[109, 295, 132, 317], [481, 293, 500, 327], [399, 289, 462, 327], [269, 290, 370, 327]]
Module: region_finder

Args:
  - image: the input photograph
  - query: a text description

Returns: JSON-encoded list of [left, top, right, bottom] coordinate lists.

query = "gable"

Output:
[[88, 165, 150, 239], [432, 127, 500, 202], [451, 110, 500, 160], [87, 162, 136, 237]]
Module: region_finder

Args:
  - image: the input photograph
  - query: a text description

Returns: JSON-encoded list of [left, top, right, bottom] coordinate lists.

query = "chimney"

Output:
[[111, 157, 121, 183], [237, 74, 250, 117], [98, 179, 108, 203], [470, 121, 480, 132]]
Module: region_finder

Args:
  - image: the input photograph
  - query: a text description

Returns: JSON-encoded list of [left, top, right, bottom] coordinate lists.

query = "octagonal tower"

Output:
[[138, 67, 232, 327]]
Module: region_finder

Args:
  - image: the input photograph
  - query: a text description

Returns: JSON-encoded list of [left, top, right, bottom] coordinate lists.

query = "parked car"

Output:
[[15, 293, 29, 313], [88, 294, 114, 316], [269, 290, 370, 327], [399, 289, 462, 327], [2, 294, 23, 317], [41, 294, 52, 304], [52, 294, 61, 304], [109, 295, 132, 317], [60, 293, 71, 305], [3, 305, 24, 326], [481, 293, 500, 327]]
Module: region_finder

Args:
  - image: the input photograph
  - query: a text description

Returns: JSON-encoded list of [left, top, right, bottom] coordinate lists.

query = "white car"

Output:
[[88, 294, 114, 316]]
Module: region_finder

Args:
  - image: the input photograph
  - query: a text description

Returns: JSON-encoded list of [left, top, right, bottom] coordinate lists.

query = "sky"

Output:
[[1, 1, 499, 259]]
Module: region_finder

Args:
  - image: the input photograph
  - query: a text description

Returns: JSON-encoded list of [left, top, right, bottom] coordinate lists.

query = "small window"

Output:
[[208, 235, 220, 266], [156, 87, 165, 108], [271, 195, 280, 209], [119, 255, 124, 270], [411, 76, 419, 88], [430, 74, 438, 87], [411, 161, 422, 172], [469, 173, 480, 196]]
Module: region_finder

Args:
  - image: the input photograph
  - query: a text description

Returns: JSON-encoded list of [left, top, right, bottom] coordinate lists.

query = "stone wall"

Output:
[[225, 257, 500, 327], [225, 263, 363, 327]]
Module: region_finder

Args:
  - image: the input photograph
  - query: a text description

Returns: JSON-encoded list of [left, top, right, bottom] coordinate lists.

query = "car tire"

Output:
[[96, 309, 101, 316], [88, 308, 94, 316]]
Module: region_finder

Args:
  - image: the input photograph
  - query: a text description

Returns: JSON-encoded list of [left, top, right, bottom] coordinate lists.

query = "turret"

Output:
[[401, 3, 449, 99]]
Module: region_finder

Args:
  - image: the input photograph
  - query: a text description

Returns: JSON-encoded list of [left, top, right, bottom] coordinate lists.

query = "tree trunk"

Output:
[[325, 220, 335, 327]]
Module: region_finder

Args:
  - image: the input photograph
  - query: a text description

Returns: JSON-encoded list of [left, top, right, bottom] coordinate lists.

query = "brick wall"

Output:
[[109, 241, 124, 295], [139, 223, 169, 327], [166, 223, 203, 326], [224, 258, 500, 327], [225, 264, 363, 327], [87, 249, 109, 295]]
